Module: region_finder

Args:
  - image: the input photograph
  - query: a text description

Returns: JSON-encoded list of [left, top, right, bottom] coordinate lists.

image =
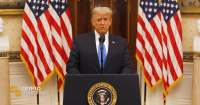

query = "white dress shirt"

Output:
[[94, 30, 109, 55]]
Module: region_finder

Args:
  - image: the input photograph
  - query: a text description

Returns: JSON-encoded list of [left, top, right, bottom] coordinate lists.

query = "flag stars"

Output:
[[171, 4, 174, 8], [171, 10, 173, 14], [149, 8, 152, 12], [163, 9, 165, 13], [55, 5, 58, 9], [35, 12, 38, 16], [33, 0, 36, 3], [145, 2, 148, 5], [51, 0, 54, 2], [141, 1, 144, 5], [148, 14, 151, 18], [175, 5, 178, 9], [165, 15, 168, 20], [166, 9, 169, 14], [163, 3, 166, 6], [154, 8, 157, 13], [61, 5, 65, 9], [28, 0, 31, 3], [37, 6, 39, 10], [167, 3, 170, 7], [154, 3, 158, 7], [40, 6, 44, 11], [55, 0, 59, 2], [32, 5, 36, 9], [149, 2, 153, 6], [37, 0, 40, 4], [145, 8, 148, 11], [62, 0, 65, 3], [46, 1, 48, 5], [41, 0, 45, 5]]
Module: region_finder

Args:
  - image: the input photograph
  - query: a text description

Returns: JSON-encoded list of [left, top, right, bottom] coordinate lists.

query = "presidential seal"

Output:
[[87, 82, 117, 105]]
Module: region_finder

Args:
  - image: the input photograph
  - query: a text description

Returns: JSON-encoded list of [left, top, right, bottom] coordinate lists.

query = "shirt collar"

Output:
[[94, 30, 109, 41]]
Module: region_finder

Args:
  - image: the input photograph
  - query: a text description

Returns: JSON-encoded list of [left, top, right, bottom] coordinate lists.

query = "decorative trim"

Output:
[[178, 0, 200, 13], [9, 51, 21, 62], [183, 52, 193, 62], [0, 9, 24, 15], [3, 51, 195, 62]]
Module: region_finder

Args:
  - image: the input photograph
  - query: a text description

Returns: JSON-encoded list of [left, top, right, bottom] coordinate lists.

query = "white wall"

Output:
[[138, 62, 193, 105]]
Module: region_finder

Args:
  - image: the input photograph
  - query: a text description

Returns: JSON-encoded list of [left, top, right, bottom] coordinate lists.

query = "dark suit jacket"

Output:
[[66, 32, 133, 74]]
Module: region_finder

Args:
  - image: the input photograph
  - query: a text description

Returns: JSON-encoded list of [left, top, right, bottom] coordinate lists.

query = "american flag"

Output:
[[21, 0, 72, 90], [49, 0, 72, 91], [136, 0, 163, 91], [161, 0, 183, 100]]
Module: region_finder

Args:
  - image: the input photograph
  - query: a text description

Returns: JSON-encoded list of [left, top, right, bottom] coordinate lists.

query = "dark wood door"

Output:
[[67, 0, 138, 73]]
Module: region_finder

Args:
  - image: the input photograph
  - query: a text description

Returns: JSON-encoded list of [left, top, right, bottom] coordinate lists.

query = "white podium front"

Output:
[[191, 51, 200, 105], [0, 50, 11, 105]]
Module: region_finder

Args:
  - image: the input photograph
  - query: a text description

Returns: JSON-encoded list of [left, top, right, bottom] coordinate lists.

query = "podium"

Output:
[[63, 74, 141, 105]]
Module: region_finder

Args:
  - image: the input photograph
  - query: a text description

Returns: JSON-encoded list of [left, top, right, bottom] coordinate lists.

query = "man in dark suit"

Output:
[[66, 7, 133, 74]]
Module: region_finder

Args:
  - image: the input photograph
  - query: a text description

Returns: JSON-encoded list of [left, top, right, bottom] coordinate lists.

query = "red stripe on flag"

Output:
[[21, 48, 38, 87], [173, 13, 182, 41], [167, 22, 183, 72], [65, 9, 72, 24], [54, 60, 65, 77], [60, 16, 72, 49], [23, 12, 37, 39]]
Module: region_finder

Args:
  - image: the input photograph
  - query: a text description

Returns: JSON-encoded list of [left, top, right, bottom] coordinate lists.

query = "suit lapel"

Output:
[[103, 33, 115, 72], [87, 32, 101, 71]]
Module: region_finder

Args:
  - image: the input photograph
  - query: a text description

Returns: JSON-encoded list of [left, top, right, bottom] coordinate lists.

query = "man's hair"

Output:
[[91, 7, 113, 20]]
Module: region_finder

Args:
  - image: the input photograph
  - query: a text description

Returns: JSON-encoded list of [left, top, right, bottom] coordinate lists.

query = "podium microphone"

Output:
[[99, 35, 105, 72]]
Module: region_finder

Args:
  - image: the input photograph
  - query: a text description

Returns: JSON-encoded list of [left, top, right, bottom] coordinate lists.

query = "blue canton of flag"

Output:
[[50, 0, 68, 16], [160, 0, 179, 22], [27, 0, 49, 19], [140, 0, 160, 22]]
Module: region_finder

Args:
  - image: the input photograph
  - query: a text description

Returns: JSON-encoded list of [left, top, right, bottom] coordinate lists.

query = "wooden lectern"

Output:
[[191, 51, 200, 105]]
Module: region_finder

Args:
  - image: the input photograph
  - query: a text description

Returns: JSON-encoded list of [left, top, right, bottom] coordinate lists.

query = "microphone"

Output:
[[99, 35, 105, 44], [99, 35, 105, 73]]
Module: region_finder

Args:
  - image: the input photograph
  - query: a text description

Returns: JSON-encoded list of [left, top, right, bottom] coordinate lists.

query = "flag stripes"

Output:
[[21, 0, 72, 91], [136, 0, 163, 91], [136, 0, 183, 100], [160, 0, 183, 100]]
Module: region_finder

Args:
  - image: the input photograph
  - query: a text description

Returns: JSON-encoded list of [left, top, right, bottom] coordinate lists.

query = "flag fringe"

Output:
[[162, 74, 183, 100], [54, 64, 65, 92], [136, 54, 162, 92], [20, 54, 55, 89], [39, 70, 55, 88], [20, 54, 37, 87]]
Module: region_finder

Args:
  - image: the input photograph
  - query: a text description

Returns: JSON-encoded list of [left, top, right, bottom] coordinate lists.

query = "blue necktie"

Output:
[[98, 43, 107, 68]]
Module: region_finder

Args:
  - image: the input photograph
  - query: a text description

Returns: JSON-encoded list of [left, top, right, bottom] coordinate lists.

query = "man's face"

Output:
[[91, 13, 112, 35]]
